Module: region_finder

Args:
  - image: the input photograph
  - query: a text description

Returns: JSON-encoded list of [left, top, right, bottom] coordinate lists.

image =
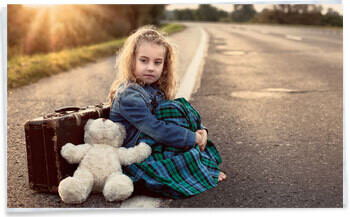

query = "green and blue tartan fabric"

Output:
[[123, 98, 222, 198]]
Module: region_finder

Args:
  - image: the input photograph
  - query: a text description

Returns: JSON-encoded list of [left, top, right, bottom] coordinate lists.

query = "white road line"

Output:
[[176, 27, 208, 100], [285, 34, 302, 41]]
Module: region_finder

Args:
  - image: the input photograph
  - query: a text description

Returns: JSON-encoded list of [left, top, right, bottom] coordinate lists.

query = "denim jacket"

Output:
[[110, 82, 196, 149]]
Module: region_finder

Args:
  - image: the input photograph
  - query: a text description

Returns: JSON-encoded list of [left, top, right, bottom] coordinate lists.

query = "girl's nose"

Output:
[[147, 63, 154, 71]]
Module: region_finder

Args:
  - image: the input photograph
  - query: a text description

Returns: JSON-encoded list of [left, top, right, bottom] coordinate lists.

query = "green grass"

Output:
[[7, 23, 186, 90], [161, 23, 186, 35]]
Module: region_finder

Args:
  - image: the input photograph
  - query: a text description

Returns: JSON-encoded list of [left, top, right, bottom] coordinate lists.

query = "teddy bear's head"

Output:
[[84, 118, 126, 148]]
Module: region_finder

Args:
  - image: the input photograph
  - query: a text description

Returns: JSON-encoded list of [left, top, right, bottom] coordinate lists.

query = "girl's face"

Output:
[[134, 42, 165, 85]]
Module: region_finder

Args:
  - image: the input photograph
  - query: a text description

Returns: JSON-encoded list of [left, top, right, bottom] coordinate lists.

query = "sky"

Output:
[[166, 4, 343, 15]]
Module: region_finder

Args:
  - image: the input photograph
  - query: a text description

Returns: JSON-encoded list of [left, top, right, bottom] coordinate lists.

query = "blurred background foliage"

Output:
[[166, 4, 342, 26], [8, 4, 166, 58], [8, 4, 342, 59]]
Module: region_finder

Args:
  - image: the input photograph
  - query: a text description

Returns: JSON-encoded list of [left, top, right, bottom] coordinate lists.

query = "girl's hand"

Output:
[[195, 132, 203, 148], [196, 129, 208, 151]]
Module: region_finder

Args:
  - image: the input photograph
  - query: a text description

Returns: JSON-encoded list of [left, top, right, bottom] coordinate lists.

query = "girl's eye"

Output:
[[140, 58, 147, 63], [155, 61, 162, 65]]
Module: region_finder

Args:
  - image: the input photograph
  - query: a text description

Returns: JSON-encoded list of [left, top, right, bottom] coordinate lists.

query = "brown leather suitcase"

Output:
[[24, 103, 110, 193]]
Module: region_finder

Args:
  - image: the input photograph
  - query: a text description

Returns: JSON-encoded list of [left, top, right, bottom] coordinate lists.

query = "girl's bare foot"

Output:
[[218, 171, 227, 182]]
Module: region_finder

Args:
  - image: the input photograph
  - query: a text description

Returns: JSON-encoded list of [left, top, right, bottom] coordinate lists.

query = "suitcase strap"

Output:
[[44, 104, 107, 119], [55, 106, 80, 113]]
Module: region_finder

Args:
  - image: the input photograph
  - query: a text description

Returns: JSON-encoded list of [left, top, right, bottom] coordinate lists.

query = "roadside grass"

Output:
[[8, 23, 185, 90], [161, 23, 186, 34]]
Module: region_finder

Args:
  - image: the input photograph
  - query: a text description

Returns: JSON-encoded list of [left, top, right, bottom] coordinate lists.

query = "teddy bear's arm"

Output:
[[117, 142, 152, 166], [61, 143, 92, 164]]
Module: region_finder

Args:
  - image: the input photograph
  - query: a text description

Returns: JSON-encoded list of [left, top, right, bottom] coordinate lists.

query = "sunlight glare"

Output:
[[23, 5, 104, 53], [24, 4, 58, 8]]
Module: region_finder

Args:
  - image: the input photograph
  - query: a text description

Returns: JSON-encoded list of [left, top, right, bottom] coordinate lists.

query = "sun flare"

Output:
[[23, 4, 58, 8], [8, 4, 135, 56], [21, 5, 109, 53]]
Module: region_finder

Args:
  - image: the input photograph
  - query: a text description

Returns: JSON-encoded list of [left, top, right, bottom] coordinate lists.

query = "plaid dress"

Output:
[[123, 98, 222, 198]]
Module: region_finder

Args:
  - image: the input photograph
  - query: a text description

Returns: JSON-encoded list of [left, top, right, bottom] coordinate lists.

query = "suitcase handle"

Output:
[[55, 106, 80, 113]]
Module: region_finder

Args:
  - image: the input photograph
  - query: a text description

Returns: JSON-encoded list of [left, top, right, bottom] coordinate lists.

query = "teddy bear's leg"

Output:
[[58, 168, 94, 204], [103, 172, 134, 202]]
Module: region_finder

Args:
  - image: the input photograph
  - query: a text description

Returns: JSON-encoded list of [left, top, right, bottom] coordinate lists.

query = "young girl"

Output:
[[108, 25, 226, 198]]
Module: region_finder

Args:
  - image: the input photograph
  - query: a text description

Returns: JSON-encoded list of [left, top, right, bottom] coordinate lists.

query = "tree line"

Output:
[[166, 4, 342, 27], [8, 5, 165, 57], [8, 4, 342, 58]]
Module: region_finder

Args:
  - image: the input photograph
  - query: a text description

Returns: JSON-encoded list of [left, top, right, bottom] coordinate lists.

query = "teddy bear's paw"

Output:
[[58, 177, 91, 204], [103, 174, 134, 202], [136, 142, 152, 162], [60, 143, 79, 163]]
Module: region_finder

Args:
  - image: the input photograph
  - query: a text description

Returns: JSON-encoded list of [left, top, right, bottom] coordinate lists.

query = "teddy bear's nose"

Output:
[[102, 118, 106, 122]]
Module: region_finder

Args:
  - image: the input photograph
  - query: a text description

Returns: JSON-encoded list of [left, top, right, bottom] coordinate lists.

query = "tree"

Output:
[[231, 5, 257, 22], [173, 9, 196, 20], [195, 5, 220, 21], [172, 6, 228, 21], [322, 8, 342, 26], [146, 5, 166, 26], [257, 4, 326, 25]]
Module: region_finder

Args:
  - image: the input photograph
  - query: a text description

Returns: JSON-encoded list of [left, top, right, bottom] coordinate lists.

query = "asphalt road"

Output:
[[6, 25, 201, 208], [6, 22, 343, 208], [167, 23, 343, 208]]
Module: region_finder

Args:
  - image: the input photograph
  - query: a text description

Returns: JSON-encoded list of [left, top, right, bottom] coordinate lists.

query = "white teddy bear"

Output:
[[58, 118, 152, 204]]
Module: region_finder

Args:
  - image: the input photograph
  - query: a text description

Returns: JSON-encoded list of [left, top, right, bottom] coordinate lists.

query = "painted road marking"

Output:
[[285, 34, 302, 41], [176, 27, 208, 99], [231, 88, 303, 99]]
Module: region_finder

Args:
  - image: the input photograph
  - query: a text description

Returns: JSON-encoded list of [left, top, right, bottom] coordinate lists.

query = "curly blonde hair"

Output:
[[108, 25, 177, 105]]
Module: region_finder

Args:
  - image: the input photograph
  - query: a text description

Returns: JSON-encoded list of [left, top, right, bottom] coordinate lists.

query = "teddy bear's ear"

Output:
[[84, 119, 94, 131]]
